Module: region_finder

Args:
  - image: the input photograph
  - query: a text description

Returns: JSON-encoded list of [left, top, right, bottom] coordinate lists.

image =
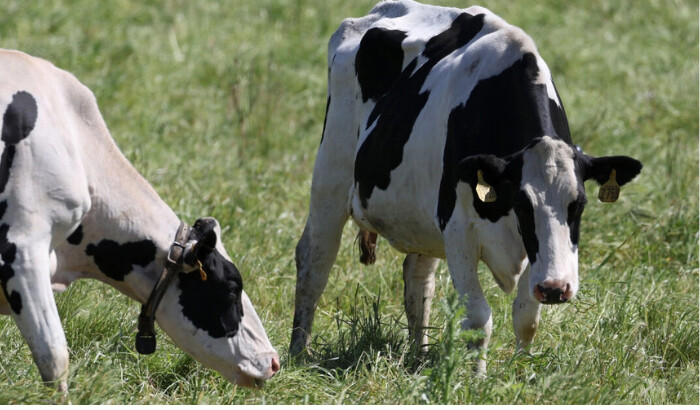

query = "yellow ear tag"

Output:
[[196, 259, 208, 281], [598, 169, 620, 203], [476, 169, 497, 203]]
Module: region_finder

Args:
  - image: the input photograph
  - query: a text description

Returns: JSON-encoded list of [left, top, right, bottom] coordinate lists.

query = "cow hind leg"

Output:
[[512, 265, 541, 351], [290, 205, 349, 358], [2, 236, 69, 391], [402, 254, 438, 358]]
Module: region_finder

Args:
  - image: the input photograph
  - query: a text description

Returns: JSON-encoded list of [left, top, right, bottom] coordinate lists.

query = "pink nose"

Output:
[[270, 355, 280, 375], [533, 280, 572, 304]]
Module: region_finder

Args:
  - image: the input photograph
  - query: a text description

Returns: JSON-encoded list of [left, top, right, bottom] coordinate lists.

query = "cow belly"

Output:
[[350, 186, 446, 258]]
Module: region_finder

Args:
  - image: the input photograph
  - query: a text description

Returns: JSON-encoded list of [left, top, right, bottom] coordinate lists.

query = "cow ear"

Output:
[[579, 154, 642, 203], [197, 230, 217, 253], [581, 155, 643, 187], [190, 218, 219, 257], [457, 154, 507, 189], [458, 153, 522, 204]]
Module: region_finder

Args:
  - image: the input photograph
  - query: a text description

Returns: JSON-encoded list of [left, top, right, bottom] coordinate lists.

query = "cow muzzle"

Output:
[[234, 353, 280, 388], [533, 280, 573, 304]]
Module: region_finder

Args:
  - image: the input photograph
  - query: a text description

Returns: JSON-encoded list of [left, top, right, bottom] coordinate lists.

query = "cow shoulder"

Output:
[[437, 15, 573, 228], [354, 9, 486, 208]]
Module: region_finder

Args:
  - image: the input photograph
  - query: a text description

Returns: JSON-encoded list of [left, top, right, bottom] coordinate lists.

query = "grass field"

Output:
[[0, 0, 697, 404]]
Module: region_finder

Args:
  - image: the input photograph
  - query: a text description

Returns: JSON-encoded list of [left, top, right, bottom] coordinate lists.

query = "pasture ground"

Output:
[[0, 0, 697, 404]]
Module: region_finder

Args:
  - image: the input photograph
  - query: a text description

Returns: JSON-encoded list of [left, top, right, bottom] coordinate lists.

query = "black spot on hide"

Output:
[[0, 202, 21, 314], [67, 224, 84, 245], [2, 91, 37, 144], [320, 95, 331, 145], [0, 91, 38, 194], [355, 13, 485, 208], [85, 239, 157, 282], [355, 28, 408, 103]]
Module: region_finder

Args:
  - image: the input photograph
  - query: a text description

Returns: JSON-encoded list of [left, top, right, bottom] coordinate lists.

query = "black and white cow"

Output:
[[290, 0, 642, 373], [0, 49, 279, 390]]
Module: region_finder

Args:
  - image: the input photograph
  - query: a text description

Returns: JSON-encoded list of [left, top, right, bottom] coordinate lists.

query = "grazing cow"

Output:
[[290, 0, 642, 373], [0, 49, 279, 390]]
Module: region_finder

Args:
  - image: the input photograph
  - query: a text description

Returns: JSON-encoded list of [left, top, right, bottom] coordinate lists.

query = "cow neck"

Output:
[[135, 220, 190, 355], [83, 118, 181, 256]]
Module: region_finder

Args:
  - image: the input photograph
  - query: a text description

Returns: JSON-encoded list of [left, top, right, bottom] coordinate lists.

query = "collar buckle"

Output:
[[166, 241, 187, 266]]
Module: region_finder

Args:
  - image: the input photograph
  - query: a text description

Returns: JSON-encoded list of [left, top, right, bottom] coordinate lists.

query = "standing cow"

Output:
[[0, 49, 279, 390], [290, 0, 642, 373]]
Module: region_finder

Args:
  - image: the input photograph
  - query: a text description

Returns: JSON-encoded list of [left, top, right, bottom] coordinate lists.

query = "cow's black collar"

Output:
[[135, 220, 190, 355]]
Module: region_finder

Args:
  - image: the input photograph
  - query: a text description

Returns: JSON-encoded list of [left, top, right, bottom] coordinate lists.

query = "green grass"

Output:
[[0, 0, 697, 404]]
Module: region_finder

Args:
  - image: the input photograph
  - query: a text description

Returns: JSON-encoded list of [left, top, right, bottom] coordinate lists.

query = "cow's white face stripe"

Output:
[[518, 137, 581, 299]]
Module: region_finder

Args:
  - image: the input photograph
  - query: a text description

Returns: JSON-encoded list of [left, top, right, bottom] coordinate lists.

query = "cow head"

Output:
[[458, 136, 642, 304], [155, 217, 279, 388]]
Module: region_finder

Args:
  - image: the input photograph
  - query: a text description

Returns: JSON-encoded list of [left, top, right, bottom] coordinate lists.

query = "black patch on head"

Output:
[[178, 248, 244, 338], [437, 52, 573, 228], [355, 28, 408, 103], [567, 152, 589, 246], [566, 192, 586, 246], [0, 91, 38, 194], [67, 224, 84, 245], [0, 205, 21, 314], [355, 13, 485, 208], [513, 190, 539, 264], [85, 239, 157, 282]]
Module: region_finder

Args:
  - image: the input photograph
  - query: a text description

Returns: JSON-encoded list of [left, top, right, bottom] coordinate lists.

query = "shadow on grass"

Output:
[[308, 285, 412, 373], [284, 288, 487, 404], [296, 286, 480, 373]]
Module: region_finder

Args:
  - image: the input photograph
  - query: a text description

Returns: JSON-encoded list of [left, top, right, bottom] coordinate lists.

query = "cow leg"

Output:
[[290, 204, 349, 357], [444, 230, 491, 375], [2, 237, 69, 391], [402, 253, 438, 357], [512, 265, 541, 351]]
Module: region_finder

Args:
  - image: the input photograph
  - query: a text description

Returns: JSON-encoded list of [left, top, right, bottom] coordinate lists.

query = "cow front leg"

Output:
[[290, 206, 349, 358], [2, 240, 69, 391], [402, 254, 438, 357], [444, 232, 491, 375], [512, 265, 541, 351]]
